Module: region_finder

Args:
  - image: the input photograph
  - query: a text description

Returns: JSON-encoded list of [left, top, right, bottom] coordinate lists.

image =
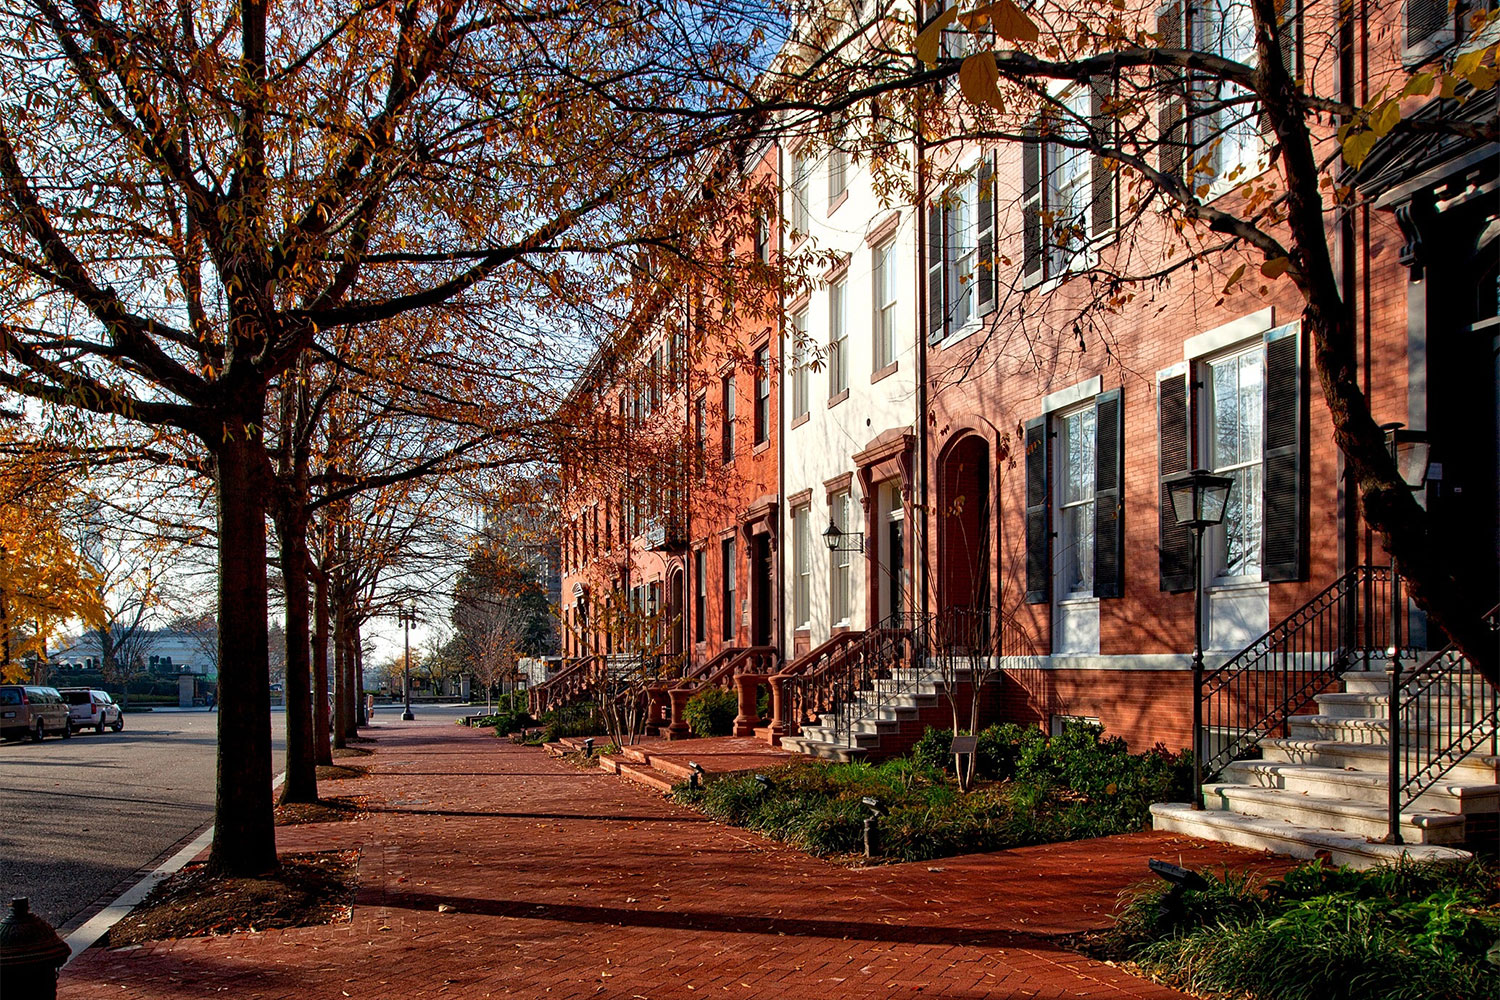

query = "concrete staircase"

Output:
[[779, 663, 976, 763], [1153, 664, 1498, 869]]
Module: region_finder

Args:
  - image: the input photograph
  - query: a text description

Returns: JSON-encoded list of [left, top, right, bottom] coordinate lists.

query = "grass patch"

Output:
[[105, 850, 359, 946], [274, 795, 368, 826], [1085, 857, 1500, 1000], [673, 722, 1190, 862]]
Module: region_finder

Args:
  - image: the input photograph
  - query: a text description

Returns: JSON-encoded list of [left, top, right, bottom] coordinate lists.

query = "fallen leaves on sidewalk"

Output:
[[275, 795, 370, 826], [104, 849, 360, 947]]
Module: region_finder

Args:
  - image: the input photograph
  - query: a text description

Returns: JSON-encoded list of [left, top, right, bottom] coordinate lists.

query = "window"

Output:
[[793, 505, 811, 629], [694, 395, 707, 476], [753, 345, 770, 445], [721, 537, 737, 641], [1157, 322, 1304, 591], [829, 276, 848, 396], [830, 492, 853, 625], [754, 212, 770, 263], [946, 177, 978, 330], [927, 159, 996, 342], [873, 240, 898, 370], [1057, 406, 1098, 597], [721, 373, 736, 463], [1022, 85, 1116, 283], [1205, 347, 1265, 580], [1024, 390, 1124, 604], [694, 549, 707, 643], [790, 154, 811, 236], [791, 308, 810, 419], [828, 147, 848, 205], [1157, 0, 1294, 190]]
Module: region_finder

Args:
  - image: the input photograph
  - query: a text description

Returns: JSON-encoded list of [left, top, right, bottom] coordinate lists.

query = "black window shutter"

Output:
[[1261, 323, 1305, 582], [1155, 2, 1186, 180], [1024, 416, 1050, 604], [977, 153, 997, 315], [1158, 370, 1194, 592], [1021, 126, 1044, 284], [927, 201, 946, 343], [1093, 388, 1125, 599], [1089, 78, 1116, 239]]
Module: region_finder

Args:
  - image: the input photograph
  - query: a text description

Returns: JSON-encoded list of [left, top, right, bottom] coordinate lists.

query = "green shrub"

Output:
[[683, 686, 738, 737], [1105, 858, 1500, 1000], [489, 708, 533, 735]]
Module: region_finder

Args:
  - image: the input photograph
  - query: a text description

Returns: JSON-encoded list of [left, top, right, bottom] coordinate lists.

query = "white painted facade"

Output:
[[778, 122, 921, 653]]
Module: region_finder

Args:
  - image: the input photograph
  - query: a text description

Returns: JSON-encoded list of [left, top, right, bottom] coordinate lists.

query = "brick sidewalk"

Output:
[[61, 721, 1291, 999]]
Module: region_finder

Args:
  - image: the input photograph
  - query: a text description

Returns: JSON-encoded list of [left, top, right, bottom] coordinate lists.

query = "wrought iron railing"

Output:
[[1198, 565, 1400, 782], [1388, 602, 1500, 842], [529, 654, 603, 716], [776, 630, 868, 737]]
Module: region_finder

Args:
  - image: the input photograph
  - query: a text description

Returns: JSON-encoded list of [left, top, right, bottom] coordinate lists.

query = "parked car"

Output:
[[0, 685, 73, 742], [59, 688, 124, 734]]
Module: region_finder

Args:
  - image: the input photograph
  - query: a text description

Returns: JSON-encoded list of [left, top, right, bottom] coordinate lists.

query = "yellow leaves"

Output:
[[1368, 100, 1401, 138], [1401, 71, 1435, 98], [1341, 129, 1378, 169], [987, 0, 1041, 42], [916, 8, 957, 68], [1260, 256, 1292, 279], [1221, 263, 1246, 294], [958, 54, 1005, 110]]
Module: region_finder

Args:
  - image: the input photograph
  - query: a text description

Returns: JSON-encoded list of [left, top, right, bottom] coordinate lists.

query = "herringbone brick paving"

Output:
[[60, 719, 1291, 999]]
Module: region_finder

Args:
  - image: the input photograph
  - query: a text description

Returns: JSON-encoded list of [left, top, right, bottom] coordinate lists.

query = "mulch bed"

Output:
[[333, 746, 373, 758], [274, 795, 369, 826], [316, 763, 367, 780], [105, 850, 359, 947]]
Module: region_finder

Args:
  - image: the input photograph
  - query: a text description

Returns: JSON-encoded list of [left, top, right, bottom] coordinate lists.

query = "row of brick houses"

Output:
[[541, 1, 1498, 861]]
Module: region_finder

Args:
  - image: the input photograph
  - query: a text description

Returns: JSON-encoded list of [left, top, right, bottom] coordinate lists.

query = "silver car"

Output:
[[60, 688, 124, 734]]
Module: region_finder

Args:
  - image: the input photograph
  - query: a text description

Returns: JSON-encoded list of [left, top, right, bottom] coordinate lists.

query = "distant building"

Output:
[[50, 626, 217, 679]]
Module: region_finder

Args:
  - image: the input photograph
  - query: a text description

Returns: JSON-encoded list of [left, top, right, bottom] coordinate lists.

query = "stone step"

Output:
[[798, 725, 882, 749], [1202, 783, 1467, 844], [1150, 802, 1472, 870], [1317, 690, 1490, 721], [1287, 714, 1389, 744], [1258, 737, 1500, 782], [777, 734, 868, 762], [616, 762, 679, 793], [1219, 760, 1500, 814]]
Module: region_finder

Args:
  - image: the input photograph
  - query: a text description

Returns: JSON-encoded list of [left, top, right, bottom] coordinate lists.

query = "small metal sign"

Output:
[[950, 735, 978, 755]]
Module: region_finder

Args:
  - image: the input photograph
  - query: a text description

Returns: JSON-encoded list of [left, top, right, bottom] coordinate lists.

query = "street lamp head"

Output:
[[1166, 469, 1234, 529], [823, 518, 841, 552], [1381, 422, 1431, 490]]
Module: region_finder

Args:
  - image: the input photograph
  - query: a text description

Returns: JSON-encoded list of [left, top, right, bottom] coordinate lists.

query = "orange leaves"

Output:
[[1260, 257, 1291, 280], [918, 0, 1037, 73], [958, 55, 1004, 111], [916, 7, 957, 68]]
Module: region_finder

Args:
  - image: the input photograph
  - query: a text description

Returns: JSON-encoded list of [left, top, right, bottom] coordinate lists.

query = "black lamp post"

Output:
[[1379, 422, 1430, 844], [1166, 468, 1234, 811], [398, 604, 417, 721]]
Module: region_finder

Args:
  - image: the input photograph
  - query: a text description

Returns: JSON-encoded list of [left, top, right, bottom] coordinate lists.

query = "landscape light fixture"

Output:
[[1165, 469, 1232, 811], [1147, 858, 1211, 921], [688, 761, 705, 792], [583, 737, 594, 758], [822, 518, 865, 553], [861, 796, 886, 858], [753, 773, 773, 792]]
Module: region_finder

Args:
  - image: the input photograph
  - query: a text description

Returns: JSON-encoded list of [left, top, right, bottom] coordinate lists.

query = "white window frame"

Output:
[[793, 505, 811, 629], [791, 308, 810, 419], [1202, 342, 1266, 585], [1191, 0, 1269, 196], [830, 491, 853, 626], [873, 239, 898, 370], [828, 276, 848, 396], [945, 176, 978, 332], [1055, 402, 1098, 600], [1045, 88, 1094, 277], [790, 154, 811, 237], [827, 146, 848, 205]]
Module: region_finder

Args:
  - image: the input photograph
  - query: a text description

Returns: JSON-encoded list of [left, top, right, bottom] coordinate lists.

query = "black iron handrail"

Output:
[[1197, 565, 1399, 782], [1388, 602, 1500, 842]]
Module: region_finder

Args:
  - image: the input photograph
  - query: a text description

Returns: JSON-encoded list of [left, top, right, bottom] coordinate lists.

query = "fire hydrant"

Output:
[[0, 897, 70, 1000]]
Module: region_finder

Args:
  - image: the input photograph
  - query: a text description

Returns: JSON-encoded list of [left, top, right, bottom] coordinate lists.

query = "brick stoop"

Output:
[[1153, 664, 1497, 869], [587, 735, 796, 793]]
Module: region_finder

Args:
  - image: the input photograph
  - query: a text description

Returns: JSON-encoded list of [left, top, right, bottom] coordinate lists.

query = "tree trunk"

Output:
[[332, 596, 348, 749], [208, 431, 277, 877], [276, 515, 318, 804], [313, 564, 332, 765]]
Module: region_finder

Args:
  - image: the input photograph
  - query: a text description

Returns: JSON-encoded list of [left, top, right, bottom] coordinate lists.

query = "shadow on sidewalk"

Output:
[[377, 889, 1065, 951], [366, 806, 708, 823]]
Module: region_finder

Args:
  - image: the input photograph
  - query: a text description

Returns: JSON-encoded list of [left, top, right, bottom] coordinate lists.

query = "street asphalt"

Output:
[[0, 701, 476, 931]]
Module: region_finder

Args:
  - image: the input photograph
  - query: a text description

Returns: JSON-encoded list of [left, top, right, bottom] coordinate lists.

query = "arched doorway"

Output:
[[937, 434, 991, 651]]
